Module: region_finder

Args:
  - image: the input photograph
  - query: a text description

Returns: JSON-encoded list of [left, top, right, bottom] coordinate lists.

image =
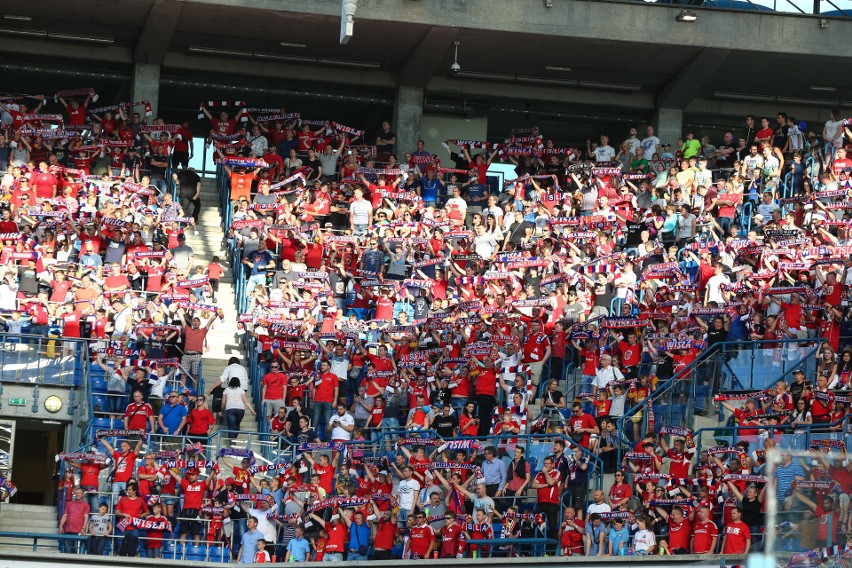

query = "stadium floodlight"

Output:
[[340, 0, 357, 45], [676, 9, 698, 22], [49, 32, 114, 44]]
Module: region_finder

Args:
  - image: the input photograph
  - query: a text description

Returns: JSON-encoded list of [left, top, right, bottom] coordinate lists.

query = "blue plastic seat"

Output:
[[91, 396, 110, 414], [185, 544, 208, 561], [90, 375, 108, 393], [163, 543, 183, 560], [92, 417, 112, 431], [208, 546, 230, 563]]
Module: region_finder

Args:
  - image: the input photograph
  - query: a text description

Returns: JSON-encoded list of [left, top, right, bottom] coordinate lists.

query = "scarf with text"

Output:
[[55, 88, 98, 103], [56, 452, 109, 464]]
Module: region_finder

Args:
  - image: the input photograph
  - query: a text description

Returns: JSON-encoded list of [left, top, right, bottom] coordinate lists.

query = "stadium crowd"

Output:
[[2, 91, 852, 561]]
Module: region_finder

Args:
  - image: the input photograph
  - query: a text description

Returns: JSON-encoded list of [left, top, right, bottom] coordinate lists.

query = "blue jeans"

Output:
[[323, 553, 344, 562], [246, 273, 266, 294], [111, 481, 127, 504], [312, 402, 332, 441], [348, 551, 368, 561], [225, 408, 245, 440]]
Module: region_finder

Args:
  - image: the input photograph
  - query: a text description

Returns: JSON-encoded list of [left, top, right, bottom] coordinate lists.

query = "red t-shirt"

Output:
[[374, 521, 397, 550], [535, 469, 561, 504], [668, 517, 692, 550], [691, 519, 718, 553], [314, 464, 335, 494], [112, 451, 138, 483], [324, 522, 346, 553], [124, 402, 153, 431], [618, 340, 642, 368], [408, 524, 436, 557], [180, 478, 207, 509], [115, 495, 147, 519], [262, 372, 287, 400], [314, 372, 338, 403], [473, 368, 497, 396], [568, 413, 598, 447], [722, 521, 750, 554], [79, 462, 102, 487]]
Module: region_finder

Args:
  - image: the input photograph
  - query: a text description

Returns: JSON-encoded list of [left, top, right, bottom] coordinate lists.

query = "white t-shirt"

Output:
[[398, 478, 421, 510], [586, 502, 611, 516], [633, 528, 656, 552], [594, 145, 616, 162], [328, 412, 355, 441], [446, 196, 467, 215], [223, 387, 246, 410], [247, 508, 277, 543], [148, 373, 168, 398], [640, 136, 660, 158], [350, 199, 373, 226], [787, 125, 802, 150], [706, 273, 731, 305], [624, 137, 641, 155], [220, 363, 249, 391]]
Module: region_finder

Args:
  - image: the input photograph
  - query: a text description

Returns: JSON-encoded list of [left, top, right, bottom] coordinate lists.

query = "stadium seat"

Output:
[[208, 546, 230, 563], [91, 396, 110, 414], [163, 543, 183, 560], [185, 543, 208, 561], [91, 417, 112, 431], [90, 375, 108, 393]]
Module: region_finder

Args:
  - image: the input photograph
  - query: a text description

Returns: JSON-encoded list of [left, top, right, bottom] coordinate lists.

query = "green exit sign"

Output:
[[8, 398, 26, 406]]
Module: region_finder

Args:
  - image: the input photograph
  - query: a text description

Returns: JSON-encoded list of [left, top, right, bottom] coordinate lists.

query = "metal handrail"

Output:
[[615, 337, 820, 464]]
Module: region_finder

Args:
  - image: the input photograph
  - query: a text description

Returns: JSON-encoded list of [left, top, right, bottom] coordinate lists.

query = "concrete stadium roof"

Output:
[[0, 0, 850, 137]]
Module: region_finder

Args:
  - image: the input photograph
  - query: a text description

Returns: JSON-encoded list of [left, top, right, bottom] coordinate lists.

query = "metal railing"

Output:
[[615, 337, 820, 464]]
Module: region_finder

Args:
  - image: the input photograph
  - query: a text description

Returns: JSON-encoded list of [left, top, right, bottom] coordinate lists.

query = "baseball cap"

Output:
[[794, 369, 804, 375], [378, 470, 389, 476], [187, 468, 200, 475], [177, 233, 186, 240], [225, 477, 236, 485]]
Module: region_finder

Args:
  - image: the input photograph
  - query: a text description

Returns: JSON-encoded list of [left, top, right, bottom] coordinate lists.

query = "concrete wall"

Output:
[[420, 114, 488, 158], [0, 551, 748, 568]]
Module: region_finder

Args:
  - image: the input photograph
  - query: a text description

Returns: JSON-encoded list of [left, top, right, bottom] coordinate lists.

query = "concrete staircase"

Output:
[[0, 504, 58, 550], [190, 179, 258, 441]]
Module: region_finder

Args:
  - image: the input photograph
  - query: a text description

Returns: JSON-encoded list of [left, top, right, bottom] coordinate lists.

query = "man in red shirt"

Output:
[[439, 513, 466, 558], [690, 505, 718, 554], [656, 506, 692, 554], [58, 94, 91, 126], [167, 468, 207, 544], [406, 511, 437, 559], [721, 507, 751, 554], [559, 507, 585, 556], [261, 363, 287, 419], [568, 401, 599, 449], [312, 360, 339, 441], [304, 451, 339, 495], [178, 308, 216, 386], [472, 357, 499, 436], [522, 320, 551, 395], [660, 435, 696, 480], [831, 148, 852, 178], [201, 105, 245, 135], [307, 512, 347, 561], [123, 390, 155, 433], [532, 456, 562, 535], [100, 438, 143, 501]]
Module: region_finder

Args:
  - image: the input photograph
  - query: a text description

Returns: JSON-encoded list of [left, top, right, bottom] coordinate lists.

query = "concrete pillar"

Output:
[[392, 85, 424, 157], [131, 62, 161, 120], [652, 107, 683, 149]]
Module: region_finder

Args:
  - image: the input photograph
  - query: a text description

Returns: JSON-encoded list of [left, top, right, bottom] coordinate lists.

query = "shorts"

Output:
[[180, 508, 201, 535]]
